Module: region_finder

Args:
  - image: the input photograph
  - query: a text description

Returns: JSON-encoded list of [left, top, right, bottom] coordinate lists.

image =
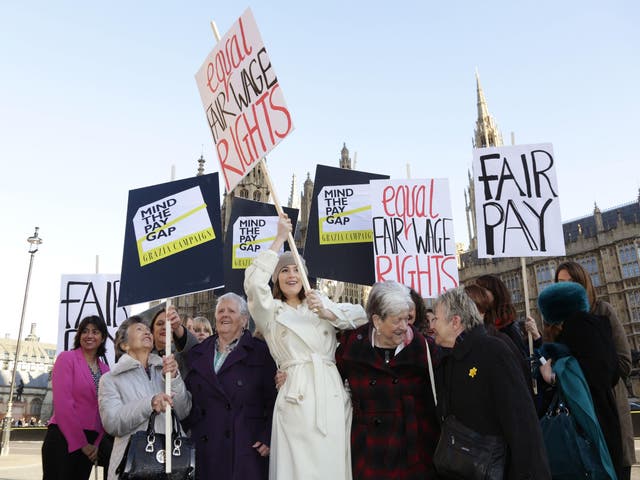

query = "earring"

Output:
[[375, 327, 381, 336]]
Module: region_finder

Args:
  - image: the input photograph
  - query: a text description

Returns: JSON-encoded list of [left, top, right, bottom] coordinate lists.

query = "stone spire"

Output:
[[594, 202, 604, 232], [288, 174, 300, 209], [340, 143, 352, 169], [196, 154, 205, 176], [473, 70, 503, 148], [467, 71, 503, 250]]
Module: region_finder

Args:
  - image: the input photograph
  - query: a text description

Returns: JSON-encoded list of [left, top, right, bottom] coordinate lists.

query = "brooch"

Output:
[[468, 367, 478, 378]]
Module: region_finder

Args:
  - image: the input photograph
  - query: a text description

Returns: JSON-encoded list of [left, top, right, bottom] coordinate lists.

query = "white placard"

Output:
[[231, 215, 283, 269], [317, 184, 372, 244], [472, 143, 565, 258], [133, 186, 215, 266], [370, 178, 458, 298], [195, 8, 294, 192], [58, 274, 130, 366]]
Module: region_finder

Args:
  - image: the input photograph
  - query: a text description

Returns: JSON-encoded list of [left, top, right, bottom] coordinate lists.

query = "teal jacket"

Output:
[[547, 348, 617, 480]]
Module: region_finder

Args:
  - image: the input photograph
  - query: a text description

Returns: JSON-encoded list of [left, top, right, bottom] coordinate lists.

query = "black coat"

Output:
[[436, 325, 551, 479], [556, 311, 623, 475]]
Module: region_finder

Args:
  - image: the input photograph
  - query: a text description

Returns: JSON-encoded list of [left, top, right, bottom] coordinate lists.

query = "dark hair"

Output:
[[272, 279, 306, 302], [114, 316, 148, 362], [73, 316, 108, 361], [409, 288, 428, 332], [150, 308, 166, 332], [555, 261, 597, 313], [464, 284, 494, 317], [475, 275, 515, 327]]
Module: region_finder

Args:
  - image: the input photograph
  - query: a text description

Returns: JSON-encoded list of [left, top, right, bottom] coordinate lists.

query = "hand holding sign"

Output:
[[270, 214, 292, 253]]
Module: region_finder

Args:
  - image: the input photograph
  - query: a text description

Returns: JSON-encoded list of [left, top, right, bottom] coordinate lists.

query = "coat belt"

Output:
[[279, 353, 335, 436]]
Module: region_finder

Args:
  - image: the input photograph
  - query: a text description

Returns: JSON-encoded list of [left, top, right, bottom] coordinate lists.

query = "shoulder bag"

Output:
[[433, 357, 506, 480], [116, 410, 195, 480], [540, 389, 607, 479]]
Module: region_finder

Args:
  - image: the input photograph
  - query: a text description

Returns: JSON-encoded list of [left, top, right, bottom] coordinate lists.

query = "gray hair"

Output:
[[114, 316, 147, 362], [366, 281, 412, 322], [434, 287, 483, 331], [216, 292, 250, 319]]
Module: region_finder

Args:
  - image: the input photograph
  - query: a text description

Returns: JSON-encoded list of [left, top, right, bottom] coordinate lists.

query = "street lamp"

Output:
[[0, 227, 42, 456]]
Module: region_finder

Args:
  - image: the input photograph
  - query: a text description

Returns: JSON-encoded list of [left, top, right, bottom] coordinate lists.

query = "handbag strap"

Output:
[[424, 337, 437, 406], [145, 408, 184, 439]]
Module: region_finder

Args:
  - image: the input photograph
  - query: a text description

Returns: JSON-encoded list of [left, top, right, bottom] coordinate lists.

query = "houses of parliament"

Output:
[[173, 74, 640, 352]]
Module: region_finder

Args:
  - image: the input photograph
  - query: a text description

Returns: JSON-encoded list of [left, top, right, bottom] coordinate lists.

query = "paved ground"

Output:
[[0, 441, 103, 480], [2, 440, 640, 479]]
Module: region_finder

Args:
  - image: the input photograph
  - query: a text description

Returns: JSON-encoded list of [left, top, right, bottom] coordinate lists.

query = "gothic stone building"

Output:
[[459, 73, 640, 351]]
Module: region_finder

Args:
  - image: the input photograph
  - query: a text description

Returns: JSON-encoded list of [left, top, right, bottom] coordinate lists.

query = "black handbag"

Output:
[[433, 415, 506, 480], [116, 410, 195, 480]]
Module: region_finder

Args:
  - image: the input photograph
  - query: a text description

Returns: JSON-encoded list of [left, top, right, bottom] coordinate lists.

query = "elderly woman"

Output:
[[336, 281, 439, 479], [244, 214, 367, 480], [98, 316, 191, 480], [184, 292, 277, 480], [432, 287, 550, 479], [42, 315, 110, 480], [538, 281, 622, 479]]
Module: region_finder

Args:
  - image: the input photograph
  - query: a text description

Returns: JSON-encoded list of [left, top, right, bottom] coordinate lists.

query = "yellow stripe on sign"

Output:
[[319, 204, 371, 223], [319, 229, 373, 245], [231, 236, 276, 269], [137, 227, 215, 266]]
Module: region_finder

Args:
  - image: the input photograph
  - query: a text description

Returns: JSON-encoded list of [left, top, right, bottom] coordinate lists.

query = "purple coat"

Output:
[[184, 331, 277, 480]]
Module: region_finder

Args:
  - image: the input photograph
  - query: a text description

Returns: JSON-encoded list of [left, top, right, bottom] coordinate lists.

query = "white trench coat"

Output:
[[245, 250, 367, 480]]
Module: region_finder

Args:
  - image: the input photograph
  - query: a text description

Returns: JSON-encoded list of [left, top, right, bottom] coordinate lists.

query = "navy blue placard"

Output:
[[223, 197, 298, 296], [118, 173, 224, 306], [304, 165, 389, 285]]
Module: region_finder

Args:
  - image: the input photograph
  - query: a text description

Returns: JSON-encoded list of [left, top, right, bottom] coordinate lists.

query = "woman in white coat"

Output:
[[98, 316, 191, 480], [244, 214, 367, 480]]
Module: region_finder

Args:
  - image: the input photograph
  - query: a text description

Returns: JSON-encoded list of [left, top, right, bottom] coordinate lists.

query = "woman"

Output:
[[336, 281, 439, 479], [465, 283, 532, 389], [98, 316, 191, 480], [150, 306, 198, 376], [42, 315, 110, 480], [432, 287, 550, 479], [538, 281, 622, 479], [475, 274, 528, 358], [555, 260, 634, 478], [184, 293, 277, 479], [244, 214, 367, 480], [407, 288, 429, 338], [191, 316, 213, 342]]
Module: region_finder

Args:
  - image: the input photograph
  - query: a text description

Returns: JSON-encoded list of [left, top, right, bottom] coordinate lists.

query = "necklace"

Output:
[[87, 360, 101, 394]]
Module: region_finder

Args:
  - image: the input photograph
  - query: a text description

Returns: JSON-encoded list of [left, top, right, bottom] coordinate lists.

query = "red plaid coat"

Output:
[[336, 324, 439, 480]]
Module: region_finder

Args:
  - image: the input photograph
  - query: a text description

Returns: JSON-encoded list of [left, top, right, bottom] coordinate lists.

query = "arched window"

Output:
[[253, 191, 261, 201], [239, 189, 249, 199]]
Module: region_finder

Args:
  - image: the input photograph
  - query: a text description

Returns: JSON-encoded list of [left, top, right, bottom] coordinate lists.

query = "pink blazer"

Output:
[[49, 348, 109, 453]]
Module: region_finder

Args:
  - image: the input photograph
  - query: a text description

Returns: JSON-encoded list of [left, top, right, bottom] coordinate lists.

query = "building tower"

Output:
[[465, 71, 504, 250], [339, 142, 352, 169]]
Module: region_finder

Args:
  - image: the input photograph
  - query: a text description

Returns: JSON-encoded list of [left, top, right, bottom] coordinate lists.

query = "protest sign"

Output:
[[318, 184, 372, 245], [370, 178, 458, 298], [119, 173, 224, 306], [58, 274, 129, 365], [195, 8, 294, 192], [472, 143, 565, 257], [223, 197, 298, 295], [304, 165, 388, 285]]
